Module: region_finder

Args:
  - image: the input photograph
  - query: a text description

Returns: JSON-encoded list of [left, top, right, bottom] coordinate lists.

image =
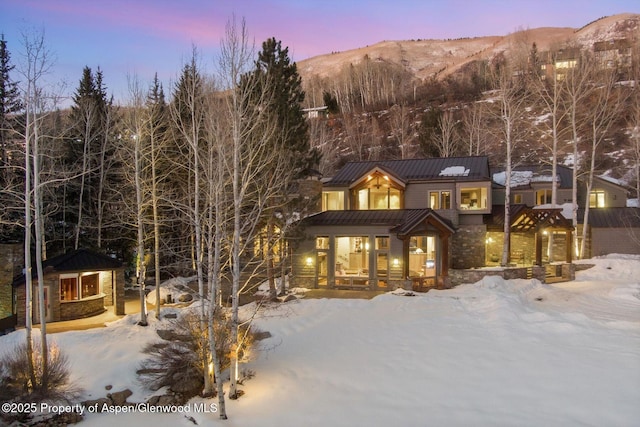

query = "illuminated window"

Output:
[[589, 190, 606, 208], [81, 273, 99, 298], [429, 191, 451, 209], [536, 189, 552, 205], [60, 276, 78, 301], [556, 59, 577, 69], [335, 236, 369, 274], [60, 273, 101, 300], [322, 191, 344, 211], [459, 186, 488, 210], [353, 173, 402, 210], [514, 194, 523, 204], [316, 236, 329, 250], [408, 236, 436, 277]]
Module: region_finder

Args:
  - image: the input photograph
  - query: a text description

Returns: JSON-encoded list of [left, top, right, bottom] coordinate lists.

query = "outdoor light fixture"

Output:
[[393, 258, 400, 267], [305, 257, 314, 266]]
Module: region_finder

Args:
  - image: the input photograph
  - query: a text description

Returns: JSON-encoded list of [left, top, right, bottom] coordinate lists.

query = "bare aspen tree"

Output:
[[218, 17, 283, 401], [579, 67, 627, 258], [123, 75, 149, 326], [170, 49, 211, 392], [433, 109, 459, 157], [202, 86, 228, 410], [146, 74, 168, 319], [389, 103, 415, 159], [562, 50, 594, 256], [531, 47, 569, 261], [19, 27, 55, 392], [487, 51, 531, 266], [462, 102, 486, 156]]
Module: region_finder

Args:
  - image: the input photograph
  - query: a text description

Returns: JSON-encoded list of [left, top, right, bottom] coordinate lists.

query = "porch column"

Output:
[[441, 235, 449, 277], [565, 230, 573, 263], [534, 231, 543, 266]]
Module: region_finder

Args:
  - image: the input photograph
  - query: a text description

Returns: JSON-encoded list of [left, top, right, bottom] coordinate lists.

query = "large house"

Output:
[[291, 157, 636, 291]]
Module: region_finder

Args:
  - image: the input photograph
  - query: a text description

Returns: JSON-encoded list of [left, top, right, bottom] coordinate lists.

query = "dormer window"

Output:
[[352, 172, 403, 210]]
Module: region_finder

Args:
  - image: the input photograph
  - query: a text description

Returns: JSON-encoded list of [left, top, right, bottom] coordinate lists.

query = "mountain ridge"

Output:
[[297, 13, 639, 83]]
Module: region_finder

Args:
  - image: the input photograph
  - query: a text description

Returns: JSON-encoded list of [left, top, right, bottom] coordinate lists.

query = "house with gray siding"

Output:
[[293, 157, 493, 291], [291, 157, 637, 291]]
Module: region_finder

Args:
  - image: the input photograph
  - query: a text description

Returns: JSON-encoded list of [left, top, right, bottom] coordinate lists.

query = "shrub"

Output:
[[138, 309, 258, 397], [0, 339, 78, 402]]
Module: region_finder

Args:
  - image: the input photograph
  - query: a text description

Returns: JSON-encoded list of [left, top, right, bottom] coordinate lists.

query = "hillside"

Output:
[[296, 13, 640, 188], [298, 13, 639, 83]]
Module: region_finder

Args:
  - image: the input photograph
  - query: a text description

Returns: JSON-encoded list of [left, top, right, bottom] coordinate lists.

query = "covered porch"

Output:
[[485, 205, 575, 280], [293, 209, 455, 291]]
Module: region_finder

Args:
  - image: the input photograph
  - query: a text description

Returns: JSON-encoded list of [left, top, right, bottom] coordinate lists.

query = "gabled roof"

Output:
[[486, 205, 573, 232], [13, 249, 123, 286], [325, 156, 490, 187], [301, 209, 455, 236]]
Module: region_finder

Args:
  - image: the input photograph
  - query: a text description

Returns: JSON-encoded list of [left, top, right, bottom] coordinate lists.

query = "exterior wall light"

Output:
[[393, 258, 400, 267], [305, 257, 314, 266]]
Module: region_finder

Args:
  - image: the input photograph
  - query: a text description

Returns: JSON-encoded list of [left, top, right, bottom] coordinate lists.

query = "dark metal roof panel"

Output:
[[326, 156, 491, 186], [578, 208, 640, 228], [301, 209, 455, 234]]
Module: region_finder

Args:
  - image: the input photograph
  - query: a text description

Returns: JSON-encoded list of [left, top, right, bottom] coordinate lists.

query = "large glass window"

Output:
[[353, 173, 402, 210], [322, 191, 344, 211], [335, 236, 369, 275], [408, 236, 436, 277], [589, 190, 606, 208], [356, 187, 401, 210], [60, 272, 101, 301], [459, 187, 488, 210]]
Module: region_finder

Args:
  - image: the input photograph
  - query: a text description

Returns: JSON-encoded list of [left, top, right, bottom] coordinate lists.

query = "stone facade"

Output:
[[15, 268, 124, 326], [451, 225, 486, 269], [60, 295, 106, 319]]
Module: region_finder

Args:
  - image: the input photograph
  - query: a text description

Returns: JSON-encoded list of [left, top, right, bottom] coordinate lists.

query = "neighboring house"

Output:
[[291, 157, 636, 291], [578, 207, 640, 256], [12, 249, 125, 326], [491, 164, 631, 260]]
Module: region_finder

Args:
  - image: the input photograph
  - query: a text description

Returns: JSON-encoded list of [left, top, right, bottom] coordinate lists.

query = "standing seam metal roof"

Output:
[[325, 156, 491, 187]]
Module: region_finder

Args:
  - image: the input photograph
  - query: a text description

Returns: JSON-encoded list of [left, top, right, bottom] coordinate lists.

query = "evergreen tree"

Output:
[[61, 66, 120, 252], [244, 37, 320, 299], [0, 34, 23, 173], [251, 37, 319, 177], [0, 34, 23, 240]]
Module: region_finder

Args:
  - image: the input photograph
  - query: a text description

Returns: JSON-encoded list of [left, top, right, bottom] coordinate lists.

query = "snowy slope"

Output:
[[1, 256, 638, 426]]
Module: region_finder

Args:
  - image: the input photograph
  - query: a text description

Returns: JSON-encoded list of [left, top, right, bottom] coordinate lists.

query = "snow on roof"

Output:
[[627, 198, 639, 208], [493, 170, 558, 187], [439, 166, 470, 177], [598, 174, 625, 186], [493, 170, 532, 187], [533, 202, 574, 219]]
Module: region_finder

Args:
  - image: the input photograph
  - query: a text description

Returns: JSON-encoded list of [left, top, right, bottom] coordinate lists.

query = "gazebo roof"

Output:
[[13, 249, 123, 286], [487, 205, 574, 232]]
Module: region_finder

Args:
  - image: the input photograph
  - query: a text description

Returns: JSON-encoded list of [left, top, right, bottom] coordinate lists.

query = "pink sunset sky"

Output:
[[1, 0, 638, 104]]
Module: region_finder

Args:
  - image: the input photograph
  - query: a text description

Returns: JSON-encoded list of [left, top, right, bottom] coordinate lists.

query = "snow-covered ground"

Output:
[[1, 255, 639, 426]]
